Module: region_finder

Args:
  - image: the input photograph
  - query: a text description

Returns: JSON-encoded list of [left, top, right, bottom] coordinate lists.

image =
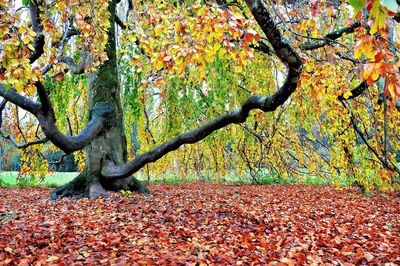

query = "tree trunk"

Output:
[[50, 0, 149, 199]]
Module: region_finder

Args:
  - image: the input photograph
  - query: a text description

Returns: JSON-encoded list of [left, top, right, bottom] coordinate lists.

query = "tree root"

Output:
[[50, 170, 150, 200]]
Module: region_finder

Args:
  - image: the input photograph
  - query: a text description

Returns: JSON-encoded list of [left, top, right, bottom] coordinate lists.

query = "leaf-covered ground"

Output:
[[1, 183, 399, 265]]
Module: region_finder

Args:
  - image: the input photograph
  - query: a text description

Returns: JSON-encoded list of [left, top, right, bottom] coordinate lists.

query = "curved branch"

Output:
[[59, 56, 85, 74], [101, 0, 303, 179], [52, 17, 79, 49], [1, 83, 113, 154], [36, 102, 114, 154], [0, 85, 41, 114], [35, 81, 54, 116], [299, 21, 361, 51]]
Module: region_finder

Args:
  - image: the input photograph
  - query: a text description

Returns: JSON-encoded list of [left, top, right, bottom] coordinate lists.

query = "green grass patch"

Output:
[[0, 171, 76, 188]]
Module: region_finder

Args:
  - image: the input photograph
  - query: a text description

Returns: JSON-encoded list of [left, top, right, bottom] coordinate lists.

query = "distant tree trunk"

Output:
[[51, 1, 148, 199]]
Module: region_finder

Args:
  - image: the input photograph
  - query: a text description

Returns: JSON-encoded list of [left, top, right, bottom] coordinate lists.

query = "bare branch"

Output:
[[101, 0, 303, 179], [335, 52, 361, 65], [0, 131, 48, 149]]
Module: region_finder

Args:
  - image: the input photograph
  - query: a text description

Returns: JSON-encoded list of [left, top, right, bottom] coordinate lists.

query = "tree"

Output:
[[0, 0, 399, 198]]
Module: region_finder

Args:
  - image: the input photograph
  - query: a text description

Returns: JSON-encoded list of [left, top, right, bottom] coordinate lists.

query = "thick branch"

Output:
[[0, 98, 7, 128], [0, 85, 41, 114], [35, 81, 55, 116], [28, 1, 45, 63], [1, 83, 113, 154], [36, 102, 114, 154], [299, 21, 361, 51], [102, 0, 303, 179]]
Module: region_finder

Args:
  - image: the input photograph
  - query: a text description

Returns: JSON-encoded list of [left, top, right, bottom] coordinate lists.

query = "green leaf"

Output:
[[348, 0, 366, 14], [22, 0, 30, 6], [382, 0, 399, 12]]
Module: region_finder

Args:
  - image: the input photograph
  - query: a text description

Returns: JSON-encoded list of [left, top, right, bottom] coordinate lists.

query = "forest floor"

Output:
[[1, 183, 399, 265]]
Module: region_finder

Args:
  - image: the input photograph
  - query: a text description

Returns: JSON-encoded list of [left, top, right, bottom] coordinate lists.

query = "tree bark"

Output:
[[50, 0, 149, 199]]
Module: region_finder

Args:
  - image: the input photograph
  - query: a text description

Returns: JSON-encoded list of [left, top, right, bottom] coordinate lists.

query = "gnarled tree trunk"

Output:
[[50, 1, 148, 199]]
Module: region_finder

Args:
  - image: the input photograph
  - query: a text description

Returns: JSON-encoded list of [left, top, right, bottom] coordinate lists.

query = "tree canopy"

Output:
[[0, 0, 399, 196]]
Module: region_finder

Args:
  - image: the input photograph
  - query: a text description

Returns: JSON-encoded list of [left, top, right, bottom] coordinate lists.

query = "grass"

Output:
[[0, 171, 76, 188], [0, 169, 331, 189]]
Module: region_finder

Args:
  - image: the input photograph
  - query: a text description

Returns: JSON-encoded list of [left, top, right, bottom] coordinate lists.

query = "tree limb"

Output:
[[0, 131, 48, 149], [0, 85, 41, 114], [28, 1, 45, 63], [250, 40, 273, 55], [35, 81, 55, 117], [337, 81, 368, 101], [36, 102, 114, 154], [101, 0, 303, 179], [59, 56, 86, 74], [115, 14, 127, 30], [52, 17, 79, 49], [0, 83, 112, 154], [0, 98, 7, 128], [339, 99, 400, 174], [299, 21, 361, 51]]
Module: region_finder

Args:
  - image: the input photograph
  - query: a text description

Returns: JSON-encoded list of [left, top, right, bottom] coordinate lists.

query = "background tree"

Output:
[[0, 0, 399, 198]]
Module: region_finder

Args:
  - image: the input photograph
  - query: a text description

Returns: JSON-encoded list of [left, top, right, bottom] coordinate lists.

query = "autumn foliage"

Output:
[[1, 184, 400, 264], [1, 1, 400, 192]]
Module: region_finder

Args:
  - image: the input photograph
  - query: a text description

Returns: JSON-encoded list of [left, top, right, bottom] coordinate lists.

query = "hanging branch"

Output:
[[339, 99, 400, 174], [101, 0, 303, 179]]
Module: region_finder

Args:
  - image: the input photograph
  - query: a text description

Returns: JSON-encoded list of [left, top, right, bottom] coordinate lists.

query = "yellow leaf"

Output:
[[153, 58, 164, 70], [369, 0, 387, 35], [22, 35, 30, 45], [343, 91, 353, 99], [154, 26, 163, 37], [14, 81, 24, 92]]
